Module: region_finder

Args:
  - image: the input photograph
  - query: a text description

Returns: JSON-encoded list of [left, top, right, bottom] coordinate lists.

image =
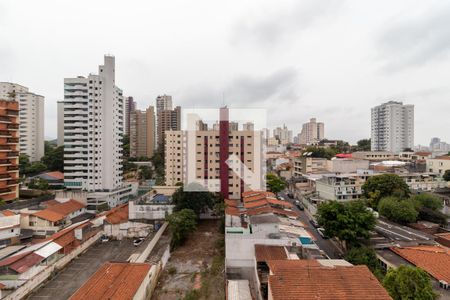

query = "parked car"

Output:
[[278, 196, 285, 201], [294, 200, 304, 210], [287, 193, 294, 198], [317, 228, 329, 239], [309, 219, 320, 228], [133, 237, 145, 247], [100, 235, 109, 243]]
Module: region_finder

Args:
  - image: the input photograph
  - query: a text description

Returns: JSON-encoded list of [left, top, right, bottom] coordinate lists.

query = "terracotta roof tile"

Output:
[[390, 245, 450, 283], [47, 199, 85, 216], [255, 245, 288, 262], [1, 210, 16, 216], [267, 260, 392, 300], [69, 262, 151, 300], [225, 206, 241, 216], [105, 204, 128, 225], [224, 199, 239, 207], [32, 210, 65, 222], [44, 171, 64, 180], [435, 156, 450, 160]]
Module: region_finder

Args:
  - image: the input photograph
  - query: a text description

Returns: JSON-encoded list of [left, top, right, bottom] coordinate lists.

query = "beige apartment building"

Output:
[[157, 106, 180, 147], [299, 118, 324, 145], [165, 122, 262, 199], [426, 156, 450, 175], [130, 106, 155, 158]]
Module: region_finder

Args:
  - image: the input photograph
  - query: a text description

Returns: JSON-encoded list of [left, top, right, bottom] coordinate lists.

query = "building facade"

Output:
[[273, 124, 292, 145], [371, 101, 414, 153], [157, 105, 180, 147], [61, 55, 124, 192], [299, 118, 324, 145], [130, 106, 155, 158], [124, 96, 136, 135], [0, 82, 44, 161], [426, 156, 450, 175], [165, 108, 263, 199], [0, 100, 19, 201]]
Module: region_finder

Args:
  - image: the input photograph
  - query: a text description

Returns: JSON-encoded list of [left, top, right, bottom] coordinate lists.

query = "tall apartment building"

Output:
[[299, 118, 324, 145], [157, 106, 180, 146], [0, 100, 20, 201], [0, 82, 44, 161], [156, 95, 172, 113], [371, 101, 414, 153], [165, 107, 263, 199], [273, 124, 292, 145], [61, 55, 124, 192], [130, 106, 155, 158], [124, 96, 136, 135]]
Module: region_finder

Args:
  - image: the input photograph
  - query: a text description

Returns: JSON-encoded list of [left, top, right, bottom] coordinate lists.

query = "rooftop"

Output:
[[254, 245, 287, 262], [267, 260, 392, 300], [32, 199, 86, 222], [104, 203, 128, 224], [69, 262, 152, 300], [391, 245, 450, 283], [249, 214, 280, 225]]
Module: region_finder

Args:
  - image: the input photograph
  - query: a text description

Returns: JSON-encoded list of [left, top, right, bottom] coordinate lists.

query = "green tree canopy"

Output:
[[266, 174, 287, 195], [138, 165, 153, 180], [304, 146, 339, 159], [362, 174, 411, 208], [412, 193, 443, 211], [316, 200, 376, 247], [345, 246, 385, 280], [383, 265, 438, 300], [41, 145, 64, 172], [353, 139, 371, 151], [443, 170, 450, 181], [167, 209, 197, 249], [378, 197, 418, 224], [172, 184, 220, 217]]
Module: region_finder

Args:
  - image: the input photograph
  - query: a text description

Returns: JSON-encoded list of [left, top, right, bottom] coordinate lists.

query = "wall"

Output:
[[3, 230, 103, 300]]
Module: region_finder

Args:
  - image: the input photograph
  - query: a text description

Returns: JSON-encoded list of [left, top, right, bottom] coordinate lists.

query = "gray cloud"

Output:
[[179, 68, 300, 108], [230, 0, 343, 47], [377, 4, 450, 71]]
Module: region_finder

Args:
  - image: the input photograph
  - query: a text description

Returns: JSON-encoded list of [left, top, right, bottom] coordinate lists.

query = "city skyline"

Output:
[[1, 0, 450, 144]]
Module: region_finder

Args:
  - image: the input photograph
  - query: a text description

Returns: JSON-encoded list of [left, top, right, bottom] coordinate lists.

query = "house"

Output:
[[266, 260, 392, 300], [426, 156, 450, 175], [21, 199, 86, 236], [0, 211, 20, 247], [103, 204, 152, 239], [377, 245, 450, 297], [69, 262, 154, 300], [30, 171, 64, 188]]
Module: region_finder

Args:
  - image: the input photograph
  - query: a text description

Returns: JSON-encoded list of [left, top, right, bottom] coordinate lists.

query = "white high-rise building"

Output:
[[371, 101, 414, 154], [0, 82, 45, 162], [299, 118, 324, 145], [273, 124, 292, 145], [61, 55, 124, 192]]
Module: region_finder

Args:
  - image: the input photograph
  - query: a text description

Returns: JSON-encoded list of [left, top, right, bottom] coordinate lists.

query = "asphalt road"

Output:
[[28, 236, 153, 300], [279, 191, 343, 259]]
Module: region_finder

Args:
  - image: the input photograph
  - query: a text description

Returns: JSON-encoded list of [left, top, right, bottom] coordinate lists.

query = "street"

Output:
[[279, 191, 343, 259]]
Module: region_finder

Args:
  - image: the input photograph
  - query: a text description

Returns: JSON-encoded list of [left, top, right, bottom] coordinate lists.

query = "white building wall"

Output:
[[0, 82, 45, 161], [63, 56, 123, 191]]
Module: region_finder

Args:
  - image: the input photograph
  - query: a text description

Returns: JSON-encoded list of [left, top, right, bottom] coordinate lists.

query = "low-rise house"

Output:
[[326, 158, 370, 173], [435, 232, 450, 248], [69, 262, 154, 300], [352, 151, 395, 161], [103, 204, 152, 239], [266, 259, 391, 300], [20, 199, 86, 237], [0, 211, 20, 247], [129, 193, 174, 222], [315, 173, 365, 201], [377, 245, 450, 297], [398, 173, 447, 191], [293, 156, 328, 176], [426, 156, 450, 175], [30, 171, 64, 189]]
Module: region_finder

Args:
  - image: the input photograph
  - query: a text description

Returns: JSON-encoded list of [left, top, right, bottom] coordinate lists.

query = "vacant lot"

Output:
[[152, 220, 225, 300]]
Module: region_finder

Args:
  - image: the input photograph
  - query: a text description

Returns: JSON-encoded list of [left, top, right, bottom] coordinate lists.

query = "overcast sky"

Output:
[[1, 0, 450, 145]]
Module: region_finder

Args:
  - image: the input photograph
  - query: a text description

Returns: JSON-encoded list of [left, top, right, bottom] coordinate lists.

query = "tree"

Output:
[[316, 200, 376, 248], [353, 139, 371, 151], [412, 193, 443, 211], [41, 145, 64, 172], [304, 146, 339, 159], [139, 165, 153, 180], [378, 197, 418, 224], [383, 265, 438, 300], [151, 146, 165, 185], [266, 174, 287, 195], [167, 209, 197, 248], [19, 154, 31, 175], [172, 184, 217, 217], [345, 246, 385, 280], [418, 206, 449, 225], [362, 174, 411, 208], [443, 170, 450, 181], [122, 134, 130, 159]]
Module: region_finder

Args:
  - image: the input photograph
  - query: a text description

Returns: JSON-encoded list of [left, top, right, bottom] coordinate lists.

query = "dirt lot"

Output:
[[152, 220, 225, 300]]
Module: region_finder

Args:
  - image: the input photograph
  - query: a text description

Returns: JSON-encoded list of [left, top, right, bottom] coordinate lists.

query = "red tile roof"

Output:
[[105, 204, 128, 225], [44, 171, 64, 180], [225, 206, 241, 216], [390, 245, 450, 283], [267, 260, 391, 300], [414, 152, 432, 156], [32, 209, 65, 222], [1, 210, 16, 216], [224, 199, 239, 207], [9, 252, 44, 274], [32, 200, 85, 222], [255, 245, 288, 262], [69, 262, 151, 300], [435, 156, 450, 160]]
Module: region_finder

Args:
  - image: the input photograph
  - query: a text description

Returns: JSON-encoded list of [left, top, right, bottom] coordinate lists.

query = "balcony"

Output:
[[7, 166, 19, 172], [0, 145, 12, 151], [0, 159, 11, 166], [7, 138, 19, 144], [7, 124, 19, 130], [7, 179, 19, 186], [0, 131, 11, 137], [6, 110, 19, 116], [0, 116, 12, 123], [0, 188, 13, 195], [7, 152, 19, 158]]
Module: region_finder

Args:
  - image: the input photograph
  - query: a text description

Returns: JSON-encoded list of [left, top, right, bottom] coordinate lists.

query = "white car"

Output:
[[279, 196, 285, 201], [133, 237, 145, 247], [317, 228, 329, 239]]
